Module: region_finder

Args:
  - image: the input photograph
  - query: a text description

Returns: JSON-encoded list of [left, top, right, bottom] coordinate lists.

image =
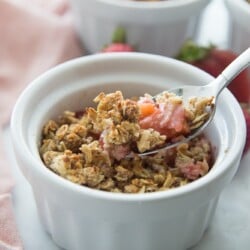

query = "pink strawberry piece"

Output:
[[139, 101, 189, 139], [179, 161, 208, 180], [101, 27, 134, 53], [102, 43, 134, 53]]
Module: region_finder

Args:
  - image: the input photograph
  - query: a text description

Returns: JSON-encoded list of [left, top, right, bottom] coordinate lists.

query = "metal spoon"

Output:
[[138, 47, 250, 157]]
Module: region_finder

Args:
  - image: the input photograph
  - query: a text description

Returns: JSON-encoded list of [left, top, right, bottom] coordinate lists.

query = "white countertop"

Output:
[[4, 0, 250, 249]]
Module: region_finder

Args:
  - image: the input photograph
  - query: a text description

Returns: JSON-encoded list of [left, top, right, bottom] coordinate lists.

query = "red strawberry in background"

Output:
[[102, 43, 134, 53], [101, 27, 134, 53], [176, 41, 250, 153], [176, 40, 250, 103]]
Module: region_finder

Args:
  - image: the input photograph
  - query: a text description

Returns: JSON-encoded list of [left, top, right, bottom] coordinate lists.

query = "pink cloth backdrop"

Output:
[[0, 0, 83, 248]]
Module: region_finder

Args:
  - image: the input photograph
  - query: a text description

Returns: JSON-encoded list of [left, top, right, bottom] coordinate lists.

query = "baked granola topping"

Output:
[[40, 90, 213, 193]]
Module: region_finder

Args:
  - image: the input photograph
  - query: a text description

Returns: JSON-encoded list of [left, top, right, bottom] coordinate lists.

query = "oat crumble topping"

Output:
[[40, 90, 213, 193]]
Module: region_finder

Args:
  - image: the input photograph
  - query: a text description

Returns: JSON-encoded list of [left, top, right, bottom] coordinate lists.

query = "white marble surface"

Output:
[[4, 0, 250, 249]]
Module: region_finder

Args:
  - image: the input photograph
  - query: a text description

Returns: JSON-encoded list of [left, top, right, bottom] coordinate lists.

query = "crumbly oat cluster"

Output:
[[40, 91, 213, 193]]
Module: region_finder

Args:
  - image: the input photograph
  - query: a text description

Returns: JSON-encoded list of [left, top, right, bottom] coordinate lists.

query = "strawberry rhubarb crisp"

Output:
[[40, 91, 214, 193]]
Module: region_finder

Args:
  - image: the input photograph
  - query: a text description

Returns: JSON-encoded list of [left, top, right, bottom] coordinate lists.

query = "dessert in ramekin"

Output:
[[11, 53, 246, 250]]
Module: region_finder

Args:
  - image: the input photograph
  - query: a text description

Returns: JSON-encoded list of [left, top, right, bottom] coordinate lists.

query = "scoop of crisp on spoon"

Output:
[[138, 47, 250, 157]]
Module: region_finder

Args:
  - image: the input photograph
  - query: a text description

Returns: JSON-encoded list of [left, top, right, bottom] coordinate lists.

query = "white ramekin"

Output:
[[224, 0, 250, 53], [11, 53, 246, 250], [69, 0, 211, 56]]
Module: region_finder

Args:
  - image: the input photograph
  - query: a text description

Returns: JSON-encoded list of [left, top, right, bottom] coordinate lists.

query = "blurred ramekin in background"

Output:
[[224, 0, 250, 53], [69, 0, 211, 56], [11, 53, 246, 250]]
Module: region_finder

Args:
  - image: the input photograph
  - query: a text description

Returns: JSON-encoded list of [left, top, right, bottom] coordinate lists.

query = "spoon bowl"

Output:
[[138, 47, 250, 156]]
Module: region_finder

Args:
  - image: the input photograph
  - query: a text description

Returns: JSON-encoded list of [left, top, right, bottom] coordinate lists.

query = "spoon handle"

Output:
[[212, 47, 250, 96]]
